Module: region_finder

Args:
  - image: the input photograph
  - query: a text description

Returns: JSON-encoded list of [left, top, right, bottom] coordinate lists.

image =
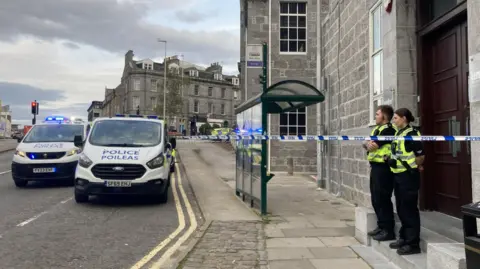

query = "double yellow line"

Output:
[[130, 163, 198, 269]]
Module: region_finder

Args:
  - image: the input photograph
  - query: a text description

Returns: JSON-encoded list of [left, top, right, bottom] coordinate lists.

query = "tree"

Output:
[[155, 68, 190, 120], [212, 123, 220, 129], [199, 123, 213, 135]]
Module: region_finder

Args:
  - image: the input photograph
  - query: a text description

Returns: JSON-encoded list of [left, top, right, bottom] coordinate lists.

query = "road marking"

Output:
[[150, 162, 198, 269], [60, 197, 73, 204], [0, 170, 11, 175], [130, 172, 186, 269], [16, 211, 48, 227]]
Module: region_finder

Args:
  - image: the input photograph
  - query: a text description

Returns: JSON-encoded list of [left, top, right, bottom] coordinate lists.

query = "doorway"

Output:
[[421, 19, 471, 218]]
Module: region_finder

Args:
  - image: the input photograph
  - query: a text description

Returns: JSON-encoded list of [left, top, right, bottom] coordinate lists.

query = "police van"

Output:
[[72, 114, 176, 204], [12, 116, 90, 187]]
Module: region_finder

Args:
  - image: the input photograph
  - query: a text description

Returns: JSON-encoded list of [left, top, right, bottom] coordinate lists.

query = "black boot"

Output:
[[372, 230, 395, 241], [368, 227, 382, 236], [397, 245, 421, 255], [389, 239, 405, 249]]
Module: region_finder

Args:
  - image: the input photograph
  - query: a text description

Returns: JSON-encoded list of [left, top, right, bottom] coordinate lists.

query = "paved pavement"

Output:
[[175, 141, 265, 269], [0, 139, 18, 153], [175, 141, 397, 269], [0, 150, 200, 269]]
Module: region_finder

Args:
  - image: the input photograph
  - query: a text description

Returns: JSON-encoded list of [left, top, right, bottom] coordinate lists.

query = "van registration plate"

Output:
[[105, 180, 132, 187], [33, 168, 55, 173]]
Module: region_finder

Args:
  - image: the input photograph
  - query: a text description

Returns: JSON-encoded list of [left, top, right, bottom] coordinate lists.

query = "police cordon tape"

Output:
[[171, 135, 480, 141]]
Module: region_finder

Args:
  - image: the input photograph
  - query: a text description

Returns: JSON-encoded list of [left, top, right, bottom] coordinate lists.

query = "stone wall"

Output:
[[320, 0, 418, 207], [240, 0, 321, 173]]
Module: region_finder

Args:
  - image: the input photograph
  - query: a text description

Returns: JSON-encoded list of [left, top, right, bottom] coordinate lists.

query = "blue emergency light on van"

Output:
[[115, 114, 159, 119], [44, 116, 69, 123]]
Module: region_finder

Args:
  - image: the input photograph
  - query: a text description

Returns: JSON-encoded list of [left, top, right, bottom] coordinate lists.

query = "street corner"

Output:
[[129, 162, 206, 269]]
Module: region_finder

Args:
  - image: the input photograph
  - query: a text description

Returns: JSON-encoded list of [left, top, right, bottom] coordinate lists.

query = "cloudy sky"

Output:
[[0, 0, 240, 125]]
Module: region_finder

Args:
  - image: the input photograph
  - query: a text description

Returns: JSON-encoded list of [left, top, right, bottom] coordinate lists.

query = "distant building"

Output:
[[87, 101, 103, 122], [0, 104, 12, 138], [101, 50, 241, 133]]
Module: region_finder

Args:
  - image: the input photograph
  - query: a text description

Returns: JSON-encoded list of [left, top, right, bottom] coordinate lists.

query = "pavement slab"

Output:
[[175, 142, 374, 269]]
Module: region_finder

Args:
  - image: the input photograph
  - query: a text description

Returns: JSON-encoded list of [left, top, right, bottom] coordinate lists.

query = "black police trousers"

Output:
[[394, 169, 421, 246], [370, 163, 395, 233]]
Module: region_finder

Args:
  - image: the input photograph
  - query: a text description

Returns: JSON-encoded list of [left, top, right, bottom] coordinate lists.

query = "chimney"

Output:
[[125, 50, 134, 64]]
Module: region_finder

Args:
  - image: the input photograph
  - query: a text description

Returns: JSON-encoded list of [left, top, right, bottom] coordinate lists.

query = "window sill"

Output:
[[279, 52, 308, 55]]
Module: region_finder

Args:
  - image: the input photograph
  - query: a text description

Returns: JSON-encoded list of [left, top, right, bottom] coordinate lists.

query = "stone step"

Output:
[[420, 211, 464, 243], [371, 239, 426, 269], [350, 244, 401, 269], [392, 222, 458, 252]]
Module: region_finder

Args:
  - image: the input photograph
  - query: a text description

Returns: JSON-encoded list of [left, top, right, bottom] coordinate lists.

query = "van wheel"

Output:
[[74, 192, 89, 203], [155, 188, 168, 204], [14, 180, 28, 188]]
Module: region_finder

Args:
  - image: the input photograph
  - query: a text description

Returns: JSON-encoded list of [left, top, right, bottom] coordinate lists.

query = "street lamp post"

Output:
[[157, 39, 167, 121]]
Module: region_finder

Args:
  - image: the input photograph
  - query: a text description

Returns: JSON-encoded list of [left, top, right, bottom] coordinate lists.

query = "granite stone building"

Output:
[[87, 101, 102, 122], [240, 0, 480, 268], [101, 51, 241, 132]]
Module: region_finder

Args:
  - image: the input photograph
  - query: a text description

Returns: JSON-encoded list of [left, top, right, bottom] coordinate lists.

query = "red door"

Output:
[[423, 21, 471, 217]]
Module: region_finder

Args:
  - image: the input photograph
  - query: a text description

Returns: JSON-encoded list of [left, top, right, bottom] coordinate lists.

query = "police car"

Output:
[[12, 116, 90, 187], [72, 114, 176, 204]]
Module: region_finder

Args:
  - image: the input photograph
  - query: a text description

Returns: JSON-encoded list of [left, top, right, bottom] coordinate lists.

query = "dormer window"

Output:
[[142, 63, 153, 70], [189, 70, 199, 77], [214, 73, 222, 80], [232, 78, 239, 85]]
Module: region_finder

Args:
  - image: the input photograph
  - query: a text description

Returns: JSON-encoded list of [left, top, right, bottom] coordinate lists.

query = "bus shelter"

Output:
[[234, 79, 325, 215]]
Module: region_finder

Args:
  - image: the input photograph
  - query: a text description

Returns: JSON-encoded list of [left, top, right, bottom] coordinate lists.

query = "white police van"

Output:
[[73, 114, 176, 204], [12, 116, 90, 187]]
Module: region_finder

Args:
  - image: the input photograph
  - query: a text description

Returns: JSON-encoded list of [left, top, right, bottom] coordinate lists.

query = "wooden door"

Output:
[[423, 21, 471, 218]]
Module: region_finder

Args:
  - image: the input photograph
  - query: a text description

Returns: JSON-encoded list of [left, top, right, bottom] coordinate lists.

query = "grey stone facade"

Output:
[[240, 0, 324, 174], [318, 0, 418, 207], [87, 101, 103, 122], [101, 51, 241, 132], [239, 0, 420, 207]]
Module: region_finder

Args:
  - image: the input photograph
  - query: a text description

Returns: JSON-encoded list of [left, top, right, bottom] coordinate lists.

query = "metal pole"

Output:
[[260, 42, 270, 215], [163, 42, 167, 121]]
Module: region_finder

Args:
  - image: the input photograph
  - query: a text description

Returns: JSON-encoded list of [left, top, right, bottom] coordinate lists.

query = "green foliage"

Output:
[[155, 69, 190, 119], [199, 123, 213, 135], [212, 123, 220, 129]]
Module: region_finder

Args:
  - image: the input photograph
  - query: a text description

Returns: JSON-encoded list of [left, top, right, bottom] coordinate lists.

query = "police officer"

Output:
[[386, 108, 424, 255], [365, 105, 396, 241]]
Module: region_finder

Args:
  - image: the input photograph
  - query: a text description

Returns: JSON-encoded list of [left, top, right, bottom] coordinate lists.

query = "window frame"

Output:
[[194, 85, 199, 96], [279, 107, 307, 138], [279, 2, 308, 55], [150, 96, 157, 109], [221, 88, 226, 98], [151, 79, 157, 92], [208, 87, 213, 97], [209, 103, 214, 114], [369, 1, 383, 126], [134, 79, 140, 91], [193, 100, 199, 113], [132, 96, 140, 109], [221, 104, 225, 115]]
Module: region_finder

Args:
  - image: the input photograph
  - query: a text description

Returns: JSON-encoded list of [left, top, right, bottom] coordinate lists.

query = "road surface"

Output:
[[0, 149, 199, 269]]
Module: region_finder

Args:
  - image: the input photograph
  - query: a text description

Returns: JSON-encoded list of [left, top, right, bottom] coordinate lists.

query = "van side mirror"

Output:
[[169, 137, 176, 149], [74, 135, 83, 147]]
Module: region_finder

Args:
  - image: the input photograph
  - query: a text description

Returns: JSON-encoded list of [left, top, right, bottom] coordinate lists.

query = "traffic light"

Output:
[[31, 101, 39, 115]]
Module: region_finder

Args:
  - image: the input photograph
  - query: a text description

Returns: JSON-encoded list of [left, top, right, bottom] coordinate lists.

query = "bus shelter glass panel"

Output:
[[251, 103, 262, 202], [235, 111, 244, 193], [242, 108, 252, 200]]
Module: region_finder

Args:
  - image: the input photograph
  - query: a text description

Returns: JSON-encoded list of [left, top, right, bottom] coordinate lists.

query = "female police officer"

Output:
[[385, 108, 424, 255]]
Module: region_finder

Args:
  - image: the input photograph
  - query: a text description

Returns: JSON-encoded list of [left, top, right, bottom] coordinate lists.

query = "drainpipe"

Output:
[[316, 0, 323, 188]]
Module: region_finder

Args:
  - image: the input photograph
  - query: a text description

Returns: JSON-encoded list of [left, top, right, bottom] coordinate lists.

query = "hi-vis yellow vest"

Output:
[[390, 127, 420, 173], [367, 124, 392, 163]]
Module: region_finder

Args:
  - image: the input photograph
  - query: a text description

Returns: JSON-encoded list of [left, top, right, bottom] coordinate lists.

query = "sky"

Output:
[[0, 0, 240, 126]]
